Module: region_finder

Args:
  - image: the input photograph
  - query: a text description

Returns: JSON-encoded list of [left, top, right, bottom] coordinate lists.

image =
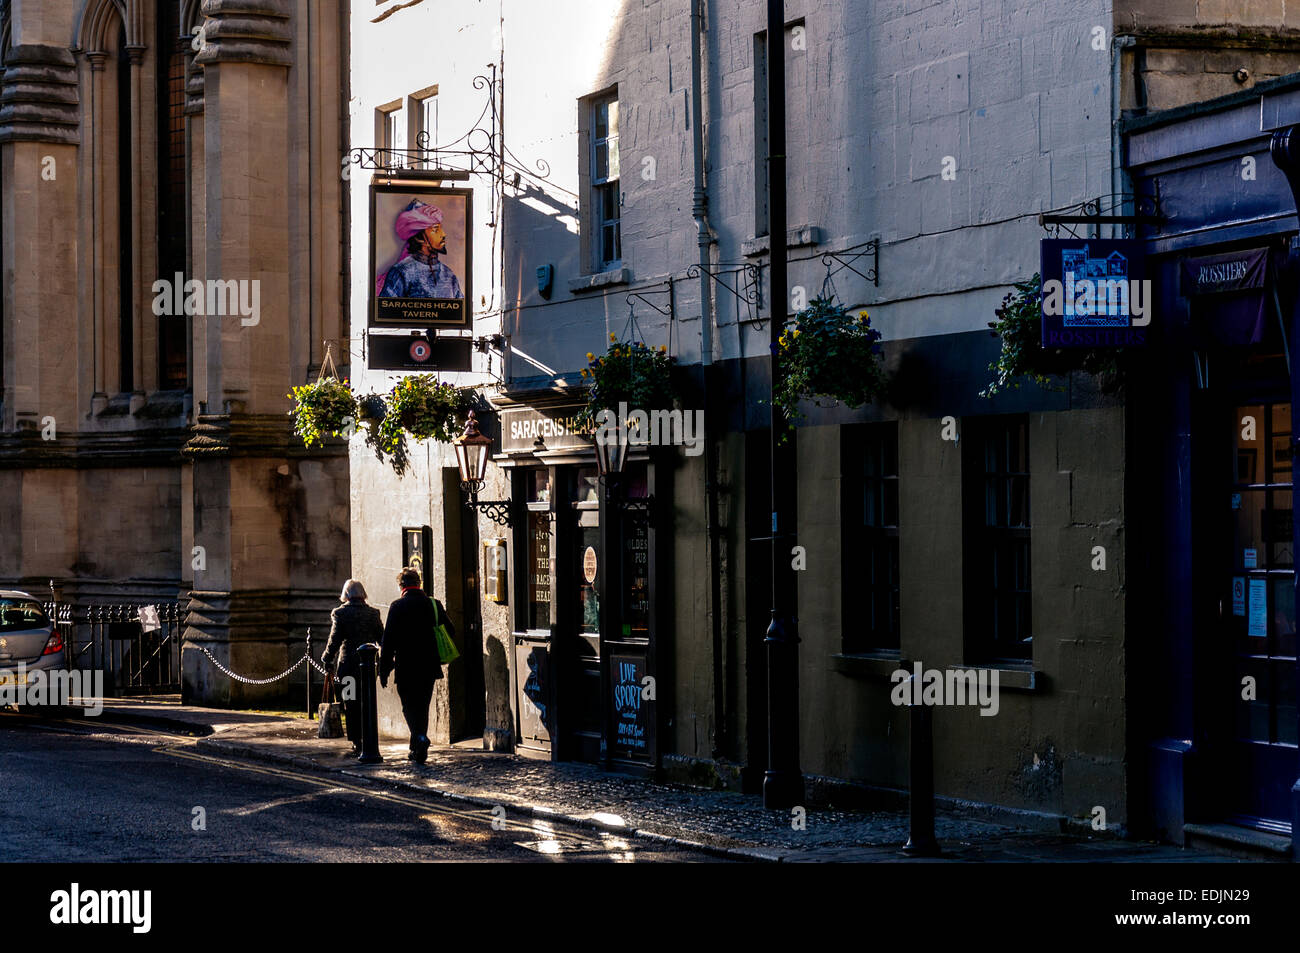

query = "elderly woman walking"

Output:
[[322, 579, 383, 754]]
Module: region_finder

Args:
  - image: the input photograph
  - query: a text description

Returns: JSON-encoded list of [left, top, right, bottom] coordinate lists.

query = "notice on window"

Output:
[[1248, 578, 1267, 637], [1232, 577, 1246, 617], [1244, 548, 1258, 569]]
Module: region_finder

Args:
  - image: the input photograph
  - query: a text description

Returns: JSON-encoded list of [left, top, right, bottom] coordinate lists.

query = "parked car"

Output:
[[0, 590, 66, 712]]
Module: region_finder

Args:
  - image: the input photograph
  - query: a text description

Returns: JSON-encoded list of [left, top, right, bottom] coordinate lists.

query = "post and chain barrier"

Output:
[[191, 629, 335, 718]]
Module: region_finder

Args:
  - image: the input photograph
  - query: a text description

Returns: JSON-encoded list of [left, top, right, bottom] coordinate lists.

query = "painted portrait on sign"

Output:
[[369, 185, 472, 330]]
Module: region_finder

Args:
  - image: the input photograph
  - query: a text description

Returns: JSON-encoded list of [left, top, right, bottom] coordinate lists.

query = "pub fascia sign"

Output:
[[500, 406, 595, 454], [1040, 238, 1150, 347]]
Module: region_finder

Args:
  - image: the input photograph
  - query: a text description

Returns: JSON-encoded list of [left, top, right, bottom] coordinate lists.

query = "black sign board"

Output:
[[401, 525, 433, 593], [1040, 238, 1148, 347], [499, 404, 593, 453], [610, 653, 653, 761], [367, 334, 472, 372]]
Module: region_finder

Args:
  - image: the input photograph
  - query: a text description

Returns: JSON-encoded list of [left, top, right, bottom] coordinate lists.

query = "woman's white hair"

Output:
[[339, 579, 368, 603]]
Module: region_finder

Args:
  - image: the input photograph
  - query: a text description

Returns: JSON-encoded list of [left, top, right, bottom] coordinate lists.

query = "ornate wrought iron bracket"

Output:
[[469, 499, 514, 527], [346, 65, 566, 214], [1038, 191, 1163, 236], [687, 262, 762, 324], [821, 239, 880, 288], [626, 287, 673, 316]]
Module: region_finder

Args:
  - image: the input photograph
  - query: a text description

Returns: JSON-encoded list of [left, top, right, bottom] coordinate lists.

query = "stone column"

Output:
[[181, 0, 349, 707], [0, 43, 82, 586]]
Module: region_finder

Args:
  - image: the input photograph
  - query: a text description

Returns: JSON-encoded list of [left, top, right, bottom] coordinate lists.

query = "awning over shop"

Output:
[[1181, 247, 1272, 347], [1181, 247, 1272, 345]]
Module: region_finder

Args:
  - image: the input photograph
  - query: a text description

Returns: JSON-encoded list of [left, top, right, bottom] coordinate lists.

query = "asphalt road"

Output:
[[0, 711, 729, 863]]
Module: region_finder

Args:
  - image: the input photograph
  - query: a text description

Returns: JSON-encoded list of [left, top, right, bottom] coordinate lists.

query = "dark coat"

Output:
[[380, 589, 452, 689], [322, 601, 384, 677]]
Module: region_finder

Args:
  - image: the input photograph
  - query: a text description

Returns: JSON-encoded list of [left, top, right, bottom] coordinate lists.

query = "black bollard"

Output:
[[356, 643, 382, 764], [902, 671, 941, 857], [305, 628, 314, 720]]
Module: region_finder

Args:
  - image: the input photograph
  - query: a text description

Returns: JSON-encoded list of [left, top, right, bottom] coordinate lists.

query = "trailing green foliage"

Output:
[[981, 274, 1123, 397], [577, 335, 677, 429], [287, 377, 357, 449], [771, 296, 888, 439], [373, 375, 474, 477]]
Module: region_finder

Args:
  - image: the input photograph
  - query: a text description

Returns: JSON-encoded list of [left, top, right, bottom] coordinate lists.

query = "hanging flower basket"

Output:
[[288, 376, 356, 448], [770, 296, 888, 437], [370, 375, 475, 477], [980, 274, 1124, 397], [577, 335, 677, 430]]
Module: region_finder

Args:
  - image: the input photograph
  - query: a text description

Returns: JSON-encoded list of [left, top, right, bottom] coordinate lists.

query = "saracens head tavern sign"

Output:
[[1039, 238, 1150, 347]]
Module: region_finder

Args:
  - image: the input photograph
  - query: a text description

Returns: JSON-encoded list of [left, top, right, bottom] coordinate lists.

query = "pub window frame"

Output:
[[577, 87, 621, 274], [376, 99, 405, 168], [963, 414, 1033, 663], [842, 422, 900, 655], [516, 465, 556, 637]]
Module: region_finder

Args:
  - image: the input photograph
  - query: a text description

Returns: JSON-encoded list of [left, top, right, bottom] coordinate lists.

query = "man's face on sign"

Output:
[[419, 223, 447, 255]]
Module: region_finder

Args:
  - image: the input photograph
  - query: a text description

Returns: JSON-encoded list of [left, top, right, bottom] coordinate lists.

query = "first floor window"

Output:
[[588, 92, 620, 270]]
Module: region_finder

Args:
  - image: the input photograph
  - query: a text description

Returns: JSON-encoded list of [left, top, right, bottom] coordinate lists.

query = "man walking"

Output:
[[379, 568, 450, 763]]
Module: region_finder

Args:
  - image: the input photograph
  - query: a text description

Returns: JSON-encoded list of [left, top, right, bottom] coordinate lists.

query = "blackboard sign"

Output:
[[610, 653, 652, 761]]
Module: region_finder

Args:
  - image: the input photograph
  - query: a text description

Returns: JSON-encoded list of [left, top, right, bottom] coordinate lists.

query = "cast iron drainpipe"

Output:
[[690, 0, 726, 759]]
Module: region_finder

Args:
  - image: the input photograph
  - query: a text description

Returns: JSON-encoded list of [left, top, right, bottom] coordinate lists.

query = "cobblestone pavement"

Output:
[[84, 699, 1254, 862]]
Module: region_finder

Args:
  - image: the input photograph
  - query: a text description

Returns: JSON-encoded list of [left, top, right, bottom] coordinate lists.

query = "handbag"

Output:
[[316, 673, 344, 738], [434, 622, 460, 663]]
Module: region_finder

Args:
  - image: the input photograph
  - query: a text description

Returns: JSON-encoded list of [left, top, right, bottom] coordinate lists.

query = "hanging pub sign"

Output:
[[1040, 238, 1149, 347], [369, 184, 472, 331]]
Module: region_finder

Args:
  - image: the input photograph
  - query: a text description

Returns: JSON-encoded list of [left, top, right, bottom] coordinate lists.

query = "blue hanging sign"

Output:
[[1040, 239, 1149, 347]]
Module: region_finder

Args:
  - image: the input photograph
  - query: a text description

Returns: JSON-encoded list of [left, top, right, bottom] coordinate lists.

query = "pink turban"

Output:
[[376, 199, 445, 296], [394, 199, 443, 241]]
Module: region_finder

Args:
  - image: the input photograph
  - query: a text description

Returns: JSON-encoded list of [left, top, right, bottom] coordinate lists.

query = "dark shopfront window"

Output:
[[843, 424, 900, 653], [526, 469, 552, 630], [621, 464, 650, 637], [964, 415, 1032, 662], [573, 466, 601, 634]]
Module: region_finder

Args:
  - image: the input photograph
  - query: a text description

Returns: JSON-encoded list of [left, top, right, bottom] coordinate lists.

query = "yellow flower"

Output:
[[610, 333, 617, 341], [658, 345, 667, 353], [580, 368, 589, 377], [792, 329, 801, 338], [586, 352, 594, 361]]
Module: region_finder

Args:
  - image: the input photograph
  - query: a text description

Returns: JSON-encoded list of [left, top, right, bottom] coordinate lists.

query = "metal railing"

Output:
[[43, 601, 185, 696]]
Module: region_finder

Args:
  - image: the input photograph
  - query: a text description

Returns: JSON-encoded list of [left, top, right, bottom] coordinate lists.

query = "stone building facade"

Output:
[[0, 0, 350, 705], [346, 0, 1300, 849]]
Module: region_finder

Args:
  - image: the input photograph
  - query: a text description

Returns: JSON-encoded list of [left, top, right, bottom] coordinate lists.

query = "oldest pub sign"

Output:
[[368, 182, 474, 371]]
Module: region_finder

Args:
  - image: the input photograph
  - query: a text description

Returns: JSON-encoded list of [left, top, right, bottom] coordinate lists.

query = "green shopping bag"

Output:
[[434, 623, 460, 663]]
